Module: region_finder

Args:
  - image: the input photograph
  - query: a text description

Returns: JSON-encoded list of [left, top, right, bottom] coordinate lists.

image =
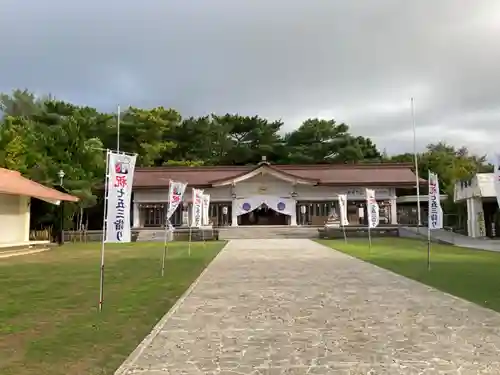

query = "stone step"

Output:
[[218, 226, 319, 240], [136, 230, 165, 242]]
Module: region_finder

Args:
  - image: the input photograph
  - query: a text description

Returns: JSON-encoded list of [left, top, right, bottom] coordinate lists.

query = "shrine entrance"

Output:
[[239, 203, 288, 225]]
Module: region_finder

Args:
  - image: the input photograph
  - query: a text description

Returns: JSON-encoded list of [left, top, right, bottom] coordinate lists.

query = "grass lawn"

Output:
[[318, 238, 500, 313], [0, 241, 226, 375]]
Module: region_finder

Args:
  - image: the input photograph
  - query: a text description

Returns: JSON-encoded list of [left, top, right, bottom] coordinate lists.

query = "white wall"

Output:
[[454, 173, 495, 202], [233, 174, 294, 197], [134, 185, 232, 203], [0, 193, 30, 245]]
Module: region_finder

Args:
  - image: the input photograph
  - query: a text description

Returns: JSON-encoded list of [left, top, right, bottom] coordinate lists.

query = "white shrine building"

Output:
[[131, 160, 424, 228], [454, 173, 499, 238]]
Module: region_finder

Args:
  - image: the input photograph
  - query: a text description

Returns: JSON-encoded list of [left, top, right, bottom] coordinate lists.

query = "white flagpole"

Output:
[[98, 150, 110, 312], [188, 226, 192, 256], [117, 105, 121, 153], [368, 225, 372, 253], [411, 98, 422, 227], [161, 203, 170, 277], [427, 222, 431, 271]]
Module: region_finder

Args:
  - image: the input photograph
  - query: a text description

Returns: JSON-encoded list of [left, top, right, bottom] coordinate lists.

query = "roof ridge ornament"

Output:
[[258, 155, 270, 165]]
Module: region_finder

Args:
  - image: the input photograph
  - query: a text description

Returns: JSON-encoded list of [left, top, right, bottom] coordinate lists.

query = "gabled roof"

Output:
[[210, 163, 319, 186], [134, 162, 421, 188], [0, 168, 79, 205]]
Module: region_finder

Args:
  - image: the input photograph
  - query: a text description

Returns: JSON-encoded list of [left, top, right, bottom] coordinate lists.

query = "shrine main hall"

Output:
[[131, 160, 424, 228]]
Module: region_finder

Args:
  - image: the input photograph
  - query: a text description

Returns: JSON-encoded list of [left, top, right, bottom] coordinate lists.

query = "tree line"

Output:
[[0, 89, 493, 229]]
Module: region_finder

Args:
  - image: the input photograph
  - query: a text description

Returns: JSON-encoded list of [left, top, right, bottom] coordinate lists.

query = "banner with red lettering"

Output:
[[167, 180, 187, 220], [428, 171, 443, 230], [201, 193, 211, 226], [105, 151, 137, 243], [365, 188, 380, 228], [191, 188, 204, 227]]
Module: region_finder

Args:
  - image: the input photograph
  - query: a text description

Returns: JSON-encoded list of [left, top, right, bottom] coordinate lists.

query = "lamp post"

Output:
[[57, 170, 65, 245], [58, 169, 65, 186]]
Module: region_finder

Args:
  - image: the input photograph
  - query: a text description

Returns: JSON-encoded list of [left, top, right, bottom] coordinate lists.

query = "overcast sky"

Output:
[[1, 0, 499, 157]]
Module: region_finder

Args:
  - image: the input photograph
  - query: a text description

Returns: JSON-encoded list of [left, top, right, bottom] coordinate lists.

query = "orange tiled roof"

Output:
[[0, 168, 79, 204]]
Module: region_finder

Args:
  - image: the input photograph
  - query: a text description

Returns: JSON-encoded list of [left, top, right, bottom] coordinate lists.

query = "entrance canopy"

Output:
[[0, 168, 79, 205], [234, 195, 295, 217]]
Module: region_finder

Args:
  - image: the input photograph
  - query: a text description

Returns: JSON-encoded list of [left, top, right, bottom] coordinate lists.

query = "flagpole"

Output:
[[117, 105, 121, 153], [161, 203, 170, 277], [427, 224, 431, 271], [368, 225, 372, 253], [411, 98, 422, 227], [188, 226, 192, 256], [98, 150, 110, 312]]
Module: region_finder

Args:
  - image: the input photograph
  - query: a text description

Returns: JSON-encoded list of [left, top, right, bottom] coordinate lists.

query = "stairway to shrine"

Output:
[[218, 225, 320, 240]]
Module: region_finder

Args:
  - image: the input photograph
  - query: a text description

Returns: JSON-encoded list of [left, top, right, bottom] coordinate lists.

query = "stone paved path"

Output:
[[116, 239, 500, 374]]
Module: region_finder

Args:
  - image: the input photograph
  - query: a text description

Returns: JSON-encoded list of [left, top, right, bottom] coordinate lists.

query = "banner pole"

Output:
[[98, 150, 110, 312], [188, 226, 192, 256], [427, 226, 431, 271], [202, 195, 207, 247], [411, 98, 422, 227], [342, 223, 347, 243], [368, 226, 372, 253], [116, 105, 121, 153], [161, 203, 170, 277]]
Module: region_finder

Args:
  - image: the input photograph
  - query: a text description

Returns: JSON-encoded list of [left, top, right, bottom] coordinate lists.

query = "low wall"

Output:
[[318, 225, 400, 239], [63, 228, 219, 242], [398, 226, 457, 245]]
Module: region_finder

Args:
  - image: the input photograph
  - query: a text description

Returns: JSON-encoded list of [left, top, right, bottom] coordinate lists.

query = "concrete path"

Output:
[[400, 226, 500, 252], [116, 239, 500, 374]]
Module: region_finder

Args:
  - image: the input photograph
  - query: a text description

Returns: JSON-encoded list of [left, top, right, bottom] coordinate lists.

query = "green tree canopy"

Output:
[[0, 88, 494, 229]]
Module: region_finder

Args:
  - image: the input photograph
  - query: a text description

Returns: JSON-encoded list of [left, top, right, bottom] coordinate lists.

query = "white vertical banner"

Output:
[[105, 151, 137, 243], [191, 188, 204, 227], [338, 194, 349, 226], [428, 171, 444, 230], [167, 180, 187, 220], [202, 193, 211, 226], [494, 154, 500, 209], [365, 188, 380, 228]]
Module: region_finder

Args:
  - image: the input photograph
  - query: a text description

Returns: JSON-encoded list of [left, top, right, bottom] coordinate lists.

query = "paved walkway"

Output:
[[401, 226, 500, 252], [116, 239, 500, 374]]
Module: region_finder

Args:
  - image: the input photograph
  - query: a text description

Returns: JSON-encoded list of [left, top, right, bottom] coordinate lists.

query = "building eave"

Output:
[[0, 168, 79, 205]]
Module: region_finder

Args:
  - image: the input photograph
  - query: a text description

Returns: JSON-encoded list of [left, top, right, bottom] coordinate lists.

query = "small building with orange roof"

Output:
[[0, 168, 79, 248]]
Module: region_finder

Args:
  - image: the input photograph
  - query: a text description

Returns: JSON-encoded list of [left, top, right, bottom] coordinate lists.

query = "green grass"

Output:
[[0, 241, 225, 375], [318, 238, 500, 313]]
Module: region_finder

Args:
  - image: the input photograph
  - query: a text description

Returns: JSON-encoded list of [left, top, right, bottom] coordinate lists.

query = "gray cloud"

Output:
[[1, 0, 499, 157]]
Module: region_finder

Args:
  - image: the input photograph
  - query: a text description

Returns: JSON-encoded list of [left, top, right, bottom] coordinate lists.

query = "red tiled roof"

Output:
[[0, 168, 79, 204], [134, 163, 422, 188]]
